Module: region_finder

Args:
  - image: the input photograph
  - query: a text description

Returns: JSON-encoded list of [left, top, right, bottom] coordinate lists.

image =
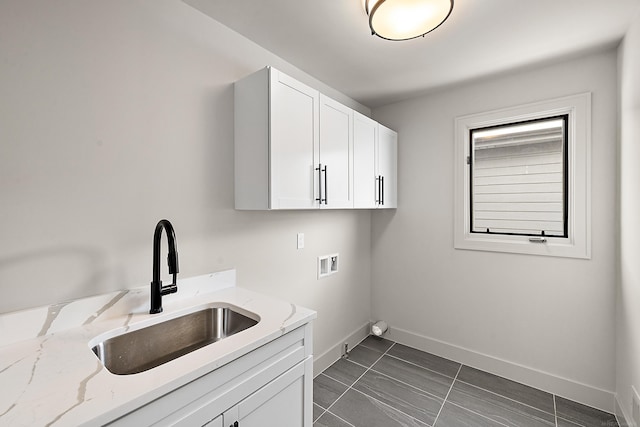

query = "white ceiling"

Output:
[[185, 0, 640, 108]]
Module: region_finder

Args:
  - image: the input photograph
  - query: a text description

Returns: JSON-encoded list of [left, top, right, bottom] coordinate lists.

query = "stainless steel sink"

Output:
[[91, 306, 259, 375]]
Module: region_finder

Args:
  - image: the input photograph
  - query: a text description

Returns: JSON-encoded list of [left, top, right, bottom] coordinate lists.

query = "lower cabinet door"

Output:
[[223, 358, 311, 427]]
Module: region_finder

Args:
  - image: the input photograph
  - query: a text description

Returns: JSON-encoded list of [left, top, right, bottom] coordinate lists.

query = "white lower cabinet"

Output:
[[222, 360, 308, 427], [107, 323, 313, 427]]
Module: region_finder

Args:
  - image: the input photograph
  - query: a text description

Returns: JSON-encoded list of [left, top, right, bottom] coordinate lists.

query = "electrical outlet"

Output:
[[297, 233, 304, 249], [633, 386, 640, 426]]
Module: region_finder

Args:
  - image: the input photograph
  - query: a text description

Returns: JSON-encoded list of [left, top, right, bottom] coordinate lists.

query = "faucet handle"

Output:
[[166, 253, 179, 294], [168, 251, 179, 274]]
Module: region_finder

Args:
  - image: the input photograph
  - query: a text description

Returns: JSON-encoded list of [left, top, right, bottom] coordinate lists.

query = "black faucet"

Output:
[[150, 219, 179, 314]]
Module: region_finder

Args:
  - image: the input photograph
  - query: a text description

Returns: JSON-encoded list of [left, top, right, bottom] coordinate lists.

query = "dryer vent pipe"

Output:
[[371, 321, 388, 337]]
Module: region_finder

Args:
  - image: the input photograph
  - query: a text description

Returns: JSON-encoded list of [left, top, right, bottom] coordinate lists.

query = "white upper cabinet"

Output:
[[353, 112, 378, 208], [270, 70, 320, 209], [319, 94, 353, 209], [353, 112, 397, 209], [235, 67, 395, 210], [377, 123, 398, 208], [235, 67, 319, 210]]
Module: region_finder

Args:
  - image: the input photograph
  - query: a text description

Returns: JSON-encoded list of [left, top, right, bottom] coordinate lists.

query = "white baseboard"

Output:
[[616, 394, 635, 427], [384, 326, 616, 414], [313, 322, 371, 377]]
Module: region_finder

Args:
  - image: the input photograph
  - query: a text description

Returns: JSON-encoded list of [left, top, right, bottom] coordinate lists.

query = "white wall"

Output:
[[616, 9, 640, 425], [0, 0, 372, 362], [371, 50, 618, 410]]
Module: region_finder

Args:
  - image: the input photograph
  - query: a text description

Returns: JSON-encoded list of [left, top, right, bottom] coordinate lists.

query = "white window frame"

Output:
[[454, 93, 591, 259]]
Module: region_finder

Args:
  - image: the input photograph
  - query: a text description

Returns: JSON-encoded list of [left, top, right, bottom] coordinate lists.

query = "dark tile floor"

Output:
[[313, 336, 619, 427]]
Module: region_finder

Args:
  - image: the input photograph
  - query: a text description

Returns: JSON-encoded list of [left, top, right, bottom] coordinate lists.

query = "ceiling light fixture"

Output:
[[363, 0, 454, 41]]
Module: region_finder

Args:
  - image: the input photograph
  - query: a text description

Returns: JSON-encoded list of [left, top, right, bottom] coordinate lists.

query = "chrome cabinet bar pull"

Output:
[[381, 175, 384, 205]]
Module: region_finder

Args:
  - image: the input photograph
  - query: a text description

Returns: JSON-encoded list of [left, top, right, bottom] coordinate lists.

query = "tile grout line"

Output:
[[313, 375, 352, 425], [352, 341, 463, 426], [342, 340, 440, 426], [312, 403, 327, 424], [358, 340, 392, 353], [388, 350, 610, 422], [322, 410, 357, 427], [321, 346, 553, 426], [317, 340, 616, 427], [457, 372, 614, 424], [445, 376, 559, 427], [320, 341, 397, 422], [432, 363, 462, 426], [433, 371, 597, 427], [366, 365, 449, 404], [384, 352, 460, 380], [341, 349, 455, 404], [445, 372, 558, 426], [359, 342, 463, 384], [556, 415, 589, 427], [322, 342, 464, 426], [318, 372, 352, 389], [349, 385, 433, 426], [446, 400, 513, 427], [454, 376, 557, 419], [436, 366, 549, 427], [326, 341, 458, 426], [341, 357, 378, 372], [312, 382, 354, 426], [553, 395, 611, 427]]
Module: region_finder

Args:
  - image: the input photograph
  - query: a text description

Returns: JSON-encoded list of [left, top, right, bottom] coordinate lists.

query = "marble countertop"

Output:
[[0, 269, 316, 426]]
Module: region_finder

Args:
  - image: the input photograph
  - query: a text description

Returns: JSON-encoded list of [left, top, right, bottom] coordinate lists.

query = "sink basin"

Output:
[[91, 306, 259, 375]]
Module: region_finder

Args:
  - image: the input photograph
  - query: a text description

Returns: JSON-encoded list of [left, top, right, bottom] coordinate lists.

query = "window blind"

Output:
[[470, 116, 567, 237]]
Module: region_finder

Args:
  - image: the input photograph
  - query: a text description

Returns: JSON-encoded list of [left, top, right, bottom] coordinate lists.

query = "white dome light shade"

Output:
[[365, 0, 453, 41]]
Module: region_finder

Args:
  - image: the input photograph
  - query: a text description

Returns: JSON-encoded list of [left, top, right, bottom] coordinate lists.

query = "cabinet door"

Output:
[[353, 112, 377, 208], [377, 124, 398, 208], [319, 95, 353, 209], [223, 358, 312, 427], [269, 69, 320, 209]]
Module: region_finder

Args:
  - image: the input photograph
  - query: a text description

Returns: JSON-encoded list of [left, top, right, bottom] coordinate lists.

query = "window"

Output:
[[470, 115, 568, 238], [454, 93, 591, 259]]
